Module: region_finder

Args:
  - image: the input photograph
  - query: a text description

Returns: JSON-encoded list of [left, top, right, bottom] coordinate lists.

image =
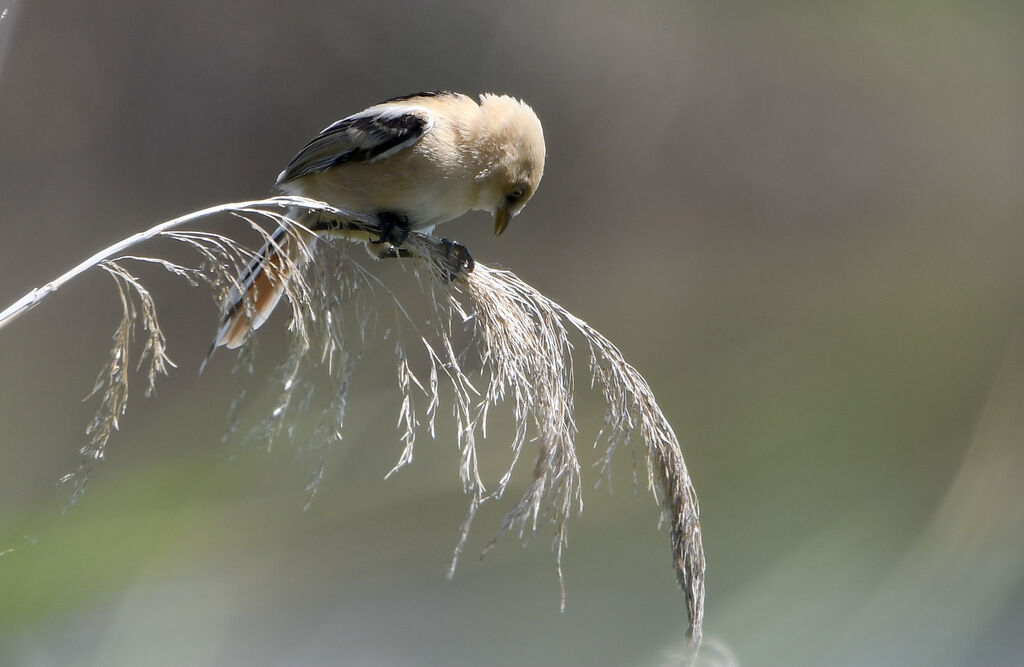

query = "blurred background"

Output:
[[2, 1, 1024, 665]]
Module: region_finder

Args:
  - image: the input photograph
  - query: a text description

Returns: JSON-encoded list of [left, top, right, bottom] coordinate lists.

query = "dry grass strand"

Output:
[[1, 196, 705, 649]]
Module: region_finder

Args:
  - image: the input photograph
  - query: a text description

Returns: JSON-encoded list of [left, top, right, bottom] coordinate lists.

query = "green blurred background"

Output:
[[2, 1, 1024, 665]]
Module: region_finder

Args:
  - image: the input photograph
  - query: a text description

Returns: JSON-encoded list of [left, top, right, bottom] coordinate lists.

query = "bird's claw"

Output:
[[375, 237, 473, 280], [439, 238, 474, 280]]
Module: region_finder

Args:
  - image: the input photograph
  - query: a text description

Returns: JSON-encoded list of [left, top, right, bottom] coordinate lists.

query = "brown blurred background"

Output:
[[2, 1, 1024, 665]]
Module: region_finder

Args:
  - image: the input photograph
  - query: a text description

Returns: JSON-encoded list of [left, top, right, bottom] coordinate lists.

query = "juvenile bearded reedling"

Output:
[[214, 91, 547, 349]]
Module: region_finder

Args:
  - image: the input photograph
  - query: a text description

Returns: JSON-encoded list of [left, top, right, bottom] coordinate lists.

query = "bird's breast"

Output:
[[280, 146, 479, 230]]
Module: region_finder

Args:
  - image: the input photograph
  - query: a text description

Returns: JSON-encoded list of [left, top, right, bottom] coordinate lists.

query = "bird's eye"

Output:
[[508, 186, 527, 201]]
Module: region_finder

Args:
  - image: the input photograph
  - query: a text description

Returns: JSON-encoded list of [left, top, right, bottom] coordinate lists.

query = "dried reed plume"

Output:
[[0, 196, 705, 647]]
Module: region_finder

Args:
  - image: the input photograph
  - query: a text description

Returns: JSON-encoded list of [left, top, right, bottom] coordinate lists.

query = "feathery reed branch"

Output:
[[0, 196, 705, 647]]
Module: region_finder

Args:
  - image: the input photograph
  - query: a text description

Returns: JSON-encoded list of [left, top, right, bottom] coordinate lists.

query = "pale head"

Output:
[[475, 94, 546, 236]]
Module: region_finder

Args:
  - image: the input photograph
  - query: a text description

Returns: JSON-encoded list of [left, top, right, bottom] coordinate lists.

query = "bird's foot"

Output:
[[439, 238, 475, 280], [375, 236, 473, 281], [372, 212, 411, 246]]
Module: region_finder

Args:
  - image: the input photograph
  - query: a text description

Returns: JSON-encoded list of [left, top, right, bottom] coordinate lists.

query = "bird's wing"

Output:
[[276, 103, 435, 184]]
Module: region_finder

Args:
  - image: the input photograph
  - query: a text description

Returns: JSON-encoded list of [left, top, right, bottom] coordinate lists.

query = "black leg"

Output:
[[377, 238, 474, 281], [313, 214, 472, 280], [372, 211, 411, 246]]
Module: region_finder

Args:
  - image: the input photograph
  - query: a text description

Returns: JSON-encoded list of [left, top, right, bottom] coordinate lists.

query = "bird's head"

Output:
[[476, 94, 546, 236]]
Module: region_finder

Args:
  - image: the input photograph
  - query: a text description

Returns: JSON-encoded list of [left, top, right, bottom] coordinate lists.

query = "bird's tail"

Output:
[[214, 218, 316, 350]]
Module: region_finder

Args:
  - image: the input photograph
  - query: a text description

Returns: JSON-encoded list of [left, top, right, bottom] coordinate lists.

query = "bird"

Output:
[[213, 91, 546, 349]]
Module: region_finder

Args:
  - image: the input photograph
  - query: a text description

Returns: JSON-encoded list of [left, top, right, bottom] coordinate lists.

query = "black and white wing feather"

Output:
[[276, 105, 435, 184]]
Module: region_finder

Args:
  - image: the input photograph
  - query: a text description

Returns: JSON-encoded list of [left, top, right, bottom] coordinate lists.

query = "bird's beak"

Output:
[[494, 206, 512, 236]]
